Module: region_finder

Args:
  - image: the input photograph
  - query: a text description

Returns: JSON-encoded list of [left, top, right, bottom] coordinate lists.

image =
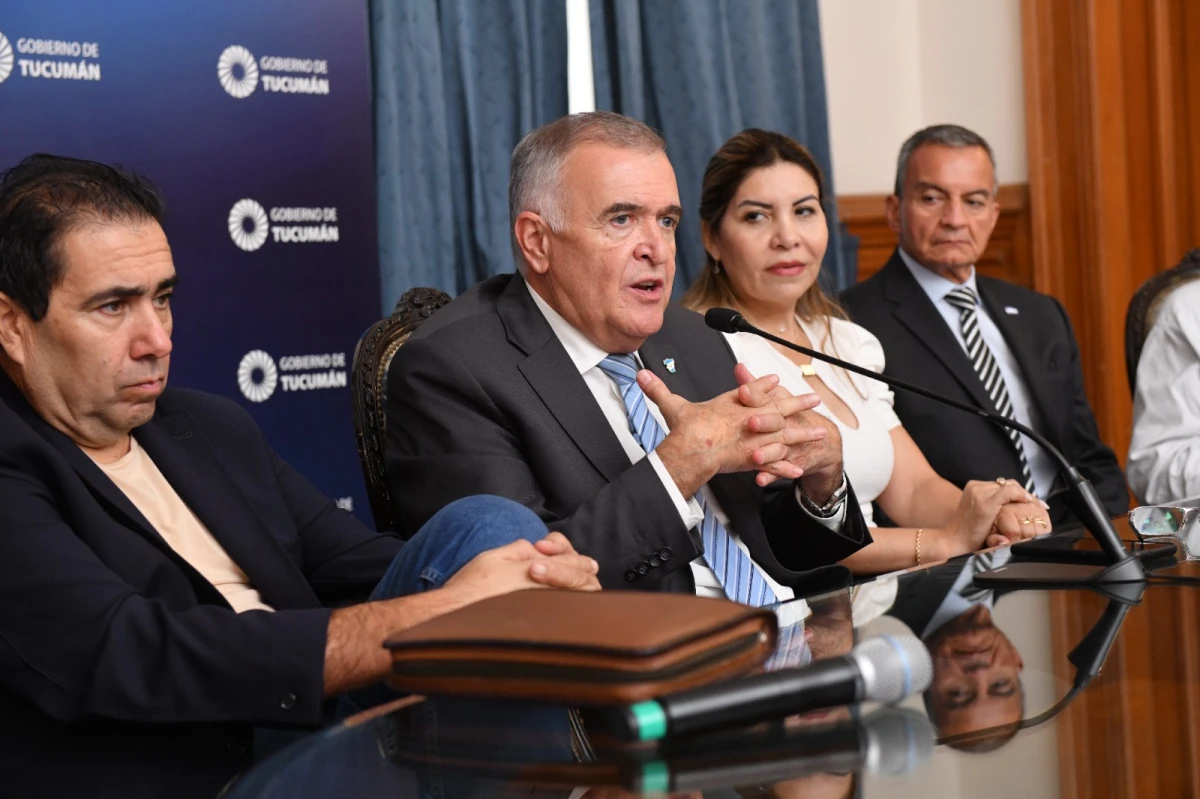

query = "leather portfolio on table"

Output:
[[384, 589, 777, 705]]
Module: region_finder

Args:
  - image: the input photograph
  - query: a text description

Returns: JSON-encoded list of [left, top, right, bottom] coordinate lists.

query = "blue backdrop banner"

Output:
[[0, 1, 381, 524]]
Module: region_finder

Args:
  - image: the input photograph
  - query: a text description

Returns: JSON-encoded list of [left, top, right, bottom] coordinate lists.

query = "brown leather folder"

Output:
[[383, 589, 777, 705]]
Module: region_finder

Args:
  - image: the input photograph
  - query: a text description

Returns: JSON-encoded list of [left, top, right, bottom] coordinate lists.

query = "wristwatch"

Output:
[[798, 472, 848, 518]]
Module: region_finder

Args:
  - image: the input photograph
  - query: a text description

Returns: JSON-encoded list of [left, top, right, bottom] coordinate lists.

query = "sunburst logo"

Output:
[[0, 32, 13, 84], [217, 45, 258, 98], [228, 198, 269, 252], [237, 350, 278, 402]]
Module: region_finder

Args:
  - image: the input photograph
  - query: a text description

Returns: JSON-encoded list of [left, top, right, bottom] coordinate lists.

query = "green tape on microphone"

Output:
[[628, 699, 668, 741]]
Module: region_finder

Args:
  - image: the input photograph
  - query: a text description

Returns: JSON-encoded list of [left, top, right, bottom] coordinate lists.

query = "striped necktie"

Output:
[[943, 286, 1036, 493], [764, 618, 813, 670], [959, 552, 996, 603], [597, 354, 777, 607]]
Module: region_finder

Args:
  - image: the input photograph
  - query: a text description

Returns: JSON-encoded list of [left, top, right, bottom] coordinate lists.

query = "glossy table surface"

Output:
[[229, 521, 1200, 799]]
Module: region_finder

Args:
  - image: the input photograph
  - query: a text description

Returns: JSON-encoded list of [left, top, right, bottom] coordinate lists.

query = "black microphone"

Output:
[[704, 306, 1152, 585], [602, 634, 931, 741], [631, 707, 936, 792], [378, 703, 934, 793]]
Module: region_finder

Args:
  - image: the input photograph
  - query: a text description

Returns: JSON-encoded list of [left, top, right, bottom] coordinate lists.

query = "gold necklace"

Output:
[[754, 314, 818, 377]]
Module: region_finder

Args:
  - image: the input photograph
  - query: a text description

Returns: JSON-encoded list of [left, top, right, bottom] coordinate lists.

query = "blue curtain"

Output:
[[589, 0, 856, 295], [371, 0, 568, 310]]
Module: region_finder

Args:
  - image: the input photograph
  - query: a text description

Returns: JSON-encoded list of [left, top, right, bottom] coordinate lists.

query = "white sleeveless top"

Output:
[[723, 316, 901, 527]]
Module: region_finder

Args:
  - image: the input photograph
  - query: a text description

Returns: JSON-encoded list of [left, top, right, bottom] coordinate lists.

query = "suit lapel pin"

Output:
[[1004, 306, 1020, 315], [663, 357, 677, 374]]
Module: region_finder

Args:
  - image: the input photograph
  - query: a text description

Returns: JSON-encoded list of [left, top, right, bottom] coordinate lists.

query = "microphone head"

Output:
[[704, 307, 746, 334], [861, 707, 936, 776], [851, 634, 933, 704]]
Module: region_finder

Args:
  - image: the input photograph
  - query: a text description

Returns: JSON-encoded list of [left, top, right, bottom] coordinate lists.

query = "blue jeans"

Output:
[[368, 494, 550, 600], [245, 497, 579, 794], [335, 495, 551, 718], [350, 495, 576, 789]]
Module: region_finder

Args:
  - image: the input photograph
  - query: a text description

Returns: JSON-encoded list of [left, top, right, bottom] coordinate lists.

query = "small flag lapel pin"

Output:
[[663, 358, 677, 373]]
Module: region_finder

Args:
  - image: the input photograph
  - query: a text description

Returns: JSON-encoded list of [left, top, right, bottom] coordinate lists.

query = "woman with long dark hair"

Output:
[[683, 130, 1049, 573]]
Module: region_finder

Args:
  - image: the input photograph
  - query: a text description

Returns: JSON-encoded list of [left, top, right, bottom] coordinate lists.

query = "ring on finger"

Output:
[[1034, 518, 1048, 527], [996, 477, 1007, 486], [1021, 517, 1034, 525]]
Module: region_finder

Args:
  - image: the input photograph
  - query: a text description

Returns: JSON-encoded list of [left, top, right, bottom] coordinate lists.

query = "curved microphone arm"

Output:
[[703, 307, 1138, 574], [937, 586, 1141, 747], [706, 308, 1069, 470]]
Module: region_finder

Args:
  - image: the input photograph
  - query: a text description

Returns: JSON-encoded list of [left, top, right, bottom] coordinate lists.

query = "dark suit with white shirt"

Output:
[[840, 249, 1128, 527], [385, 273, 871, 595]]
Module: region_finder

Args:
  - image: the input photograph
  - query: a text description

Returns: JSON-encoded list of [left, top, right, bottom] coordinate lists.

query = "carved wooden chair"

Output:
[[351, 287, 452, 534], [1125, 249, 1200, 395]]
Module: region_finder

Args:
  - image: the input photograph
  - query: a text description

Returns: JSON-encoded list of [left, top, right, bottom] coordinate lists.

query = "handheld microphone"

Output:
[[638, 705, 936, 787], [626, 707, 935, 793], [604, 634, 931, 742], [704, 306, 1151, 585], [377, 704, 934, 794]]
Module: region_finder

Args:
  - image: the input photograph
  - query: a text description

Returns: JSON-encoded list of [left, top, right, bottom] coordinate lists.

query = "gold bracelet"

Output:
[[915, 529, 923, 566]]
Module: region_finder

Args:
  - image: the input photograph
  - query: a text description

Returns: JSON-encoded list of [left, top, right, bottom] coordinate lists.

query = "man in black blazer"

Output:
[[0, 155, 599, 796], [885, 555, 1025, 747], [840, 125, 1128, 527], [387, 112, 871, 599]]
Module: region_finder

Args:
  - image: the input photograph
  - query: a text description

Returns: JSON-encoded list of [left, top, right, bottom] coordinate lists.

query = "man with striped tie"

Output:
[[841, 124, 1128, 528], [387, 112, 873, 603], [886, 550, 1026, 750]]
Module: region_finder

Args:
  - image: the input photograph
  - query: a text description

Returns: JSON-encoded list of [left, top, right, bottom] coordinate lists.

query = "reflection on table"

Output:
[[229, 521, 1200, 799]]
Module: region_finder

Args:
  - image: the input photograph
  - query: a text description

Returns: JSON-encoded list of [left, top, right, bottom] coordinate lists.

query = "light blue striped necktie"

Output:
[[597, 353, 778, 607], [763, 615, 812, 670]]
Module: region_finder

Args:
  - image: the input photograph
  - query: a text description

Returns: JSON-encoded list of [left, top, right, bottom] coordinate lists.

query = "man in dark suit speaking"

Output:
[[0, 155, 600, 796], [387, 112, 871, 602], [840, 124, 1128, 527]]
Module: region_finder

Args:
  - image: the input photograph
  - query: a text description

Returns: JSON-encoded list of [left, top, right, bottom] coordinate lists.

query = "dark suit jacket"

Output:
[[840, 250, 1129, 526], [0, 374, 402, 797], [886, 561, 973, 638], [385, 273, 871, 595]]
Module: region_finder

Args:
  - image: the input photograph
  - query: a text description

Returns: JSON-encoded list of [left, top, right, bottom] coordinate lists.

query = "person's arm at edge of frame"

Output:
[[321, 533, 599, 696]]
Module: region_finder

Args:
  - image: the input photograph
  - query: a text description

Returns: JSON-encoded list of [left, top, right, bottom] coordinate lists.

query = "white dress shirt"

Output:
[[899, 249, 1057, 498], [1128, 279, 1200, 504], [723, 316, 901, 527], [527, 287, 847, 602]]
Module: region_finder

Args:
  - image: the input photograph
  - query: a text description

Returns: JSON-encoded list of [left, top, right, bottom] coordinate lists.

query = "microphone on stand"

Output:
[[703, 307, 1163, 585], [939, 579, 1144, 747]]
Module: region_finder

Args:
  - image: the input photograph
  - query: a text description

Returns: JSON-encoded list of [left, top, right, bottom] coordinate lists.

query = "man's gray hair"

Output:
[[508, 111, 666, 270], [893, 124, 997, 196]]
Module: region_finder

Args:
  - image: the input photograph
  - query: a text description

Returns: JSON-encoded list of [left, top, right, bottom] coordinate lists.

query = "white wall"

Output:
[[861, 591, 1064, 799], [819, 0, 1028, 194], [565, 0, 595, 114], [566, 0, 1026, 194]]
